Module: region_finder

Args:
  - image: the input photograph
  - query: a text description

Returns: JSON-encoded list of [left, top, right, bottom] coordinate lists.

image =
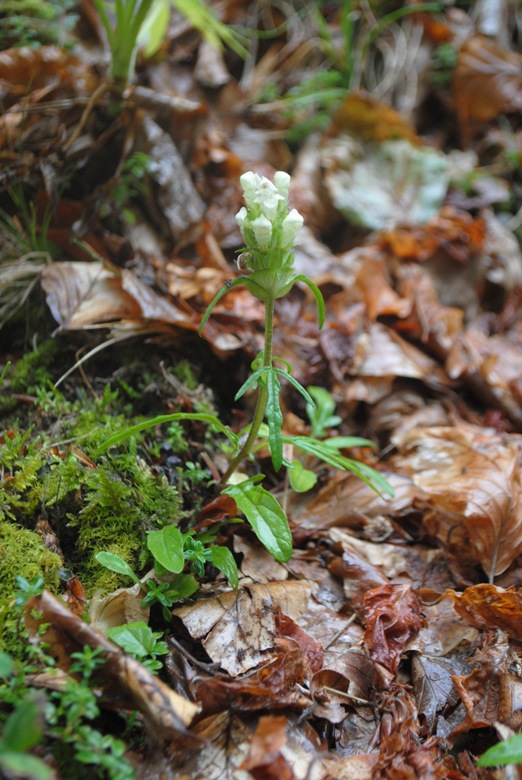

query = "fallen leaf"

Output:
[[395, 423, 522, 578], [445, 585, 522, 642], [173, 581, 312, 675], [453, 35, 522, 143], [241, 716, 295, 780], [363, 585, 423, 673], [329, 92, 420, 144]]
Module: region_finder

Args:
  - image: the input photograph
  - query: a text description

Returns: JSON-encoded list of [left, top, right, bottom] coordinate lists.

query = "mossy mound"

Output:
[[0, 520, 62, 656]]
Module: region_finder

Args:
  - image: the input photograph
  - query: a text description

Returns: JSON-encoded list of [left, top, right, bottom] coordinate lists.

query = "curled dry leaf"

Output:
[[444, 584, 522, 642], [310, 649, 376, 724], [362, 585, 423, 673], [173, 581, 312, 676], [25, 590, 198, 738], [354, 254, 411, 321], [395, 424, 522, 578]]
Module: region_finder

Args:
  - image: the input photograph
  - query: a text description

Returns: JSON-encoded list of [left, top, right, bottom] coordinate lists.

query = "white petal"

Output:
[[251, 214, 273, 250]]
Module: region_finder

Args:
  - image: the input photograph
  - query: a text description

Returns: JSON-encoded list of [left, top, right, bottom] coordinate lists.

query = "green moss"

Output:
[[0, 519, 61, 656], [6, 338, 60, 394]]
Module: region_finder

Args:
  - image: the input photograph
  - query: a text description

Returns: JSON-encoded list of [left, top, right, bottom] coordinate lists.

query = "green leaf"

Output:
[[0, 652, 14, 677], [95, 552, 141, 585], [288, 460, 317, 493], [107, 621, 161, 657], [235, 367, 270, 401], [171, 573, 199, 599], [95, 412, 238, 454], [147, 526, 184, 574], [292, 274, 325, 328], [266, 370, 284, 471], [0, 753, 52, 780], [322, 436, 376, 450], [223, 478, 292, 562], [2, 697, 43, 753], [286, 436, 394, 497], [209, 546, 239, 589], [273, 369, 314, 407], [199, 278, 245, 334], [478, 734, 522, 766], [138, 0, 170, 57]]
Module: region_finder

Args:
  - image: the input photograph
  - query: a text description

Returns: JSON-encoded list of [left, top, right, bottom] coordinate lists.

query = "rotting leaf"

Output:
[[362, 584, 423, 674], [395, 423, 522, 578], [411, 654, 461, 734], [25, 590, 198, 738]]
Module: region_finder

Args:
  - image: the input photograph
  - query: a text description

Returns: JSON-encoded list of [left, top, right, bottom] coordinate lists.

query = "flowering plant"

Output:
[[98, 171, 391, 577]]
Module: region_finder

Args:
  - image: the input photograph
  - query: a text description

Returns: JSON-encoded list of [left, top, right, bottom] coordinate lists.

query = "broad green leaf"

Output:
[[95, 412, 238, 454], [288, 460, 317, 493], [266, 370, 284, 471], [2, 697, 42, 753], [0, 752, 52, 780], [223, 479, 292, 562], [0, 652, 14, 677], [95, 552, 141, 585], [478, 734, 522, 766], [209, 546, 239, 589], [147, 526, 184, 574], [108, 621, 156, 657], [171, 573, 199, 599]]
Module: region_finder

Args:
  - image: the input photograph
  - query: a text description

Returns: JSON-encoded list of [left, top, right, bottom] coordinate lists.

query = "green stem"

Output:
[[219, 296, 275, 486]]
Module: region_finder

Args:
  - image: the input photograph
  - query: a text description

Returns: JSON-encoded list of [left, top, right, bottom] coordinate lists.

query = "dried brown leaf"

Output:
[[445, 584, 522, 641], [173, 581, 312, 676], [396, 424, 522, 577]]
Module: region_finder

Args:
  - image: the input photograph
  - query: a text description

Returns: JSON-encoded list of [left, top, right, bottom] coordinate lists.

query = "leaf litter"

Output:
[[2, 1, 522, 778]]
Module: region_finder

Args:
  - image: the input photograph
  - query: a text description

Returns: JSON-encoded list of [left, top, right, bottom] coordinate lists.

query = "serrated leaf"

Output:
[[95, 552, 140, 584], [209, 546, 239, 589], [266, 370, 284, 471], [147, 526, 184, 574], [288, 460, 318, 493], [478, 734, 522, 766], [107, 621, 155, 657], [223, 479, 292, 562]]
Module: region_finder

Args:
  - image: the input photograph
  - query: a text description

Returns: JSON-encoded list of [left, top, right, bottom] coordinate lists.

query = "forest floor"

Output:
[[1, 1, 522, 778]]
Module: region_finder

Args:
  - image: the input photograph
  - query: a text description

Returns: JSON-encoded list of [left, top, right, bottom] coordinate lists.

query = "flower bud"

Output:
[[280, 208, 304, 248], [235, 206, 248, 238], [251, 214, 273, 250], [274, 171, 291, 201], [240, 171, 261, 209]]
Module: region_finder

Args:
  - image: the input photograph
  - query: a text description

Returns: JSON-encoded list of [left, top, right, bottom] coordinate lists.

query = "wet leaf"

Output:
[[445, 585, 522, 641], [363, 585, 423, 673]]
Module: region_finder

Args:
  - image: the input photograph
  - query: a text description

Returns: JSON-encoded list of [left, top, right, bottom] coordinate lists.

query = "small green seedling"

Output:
[[107, 622, 168, 672]]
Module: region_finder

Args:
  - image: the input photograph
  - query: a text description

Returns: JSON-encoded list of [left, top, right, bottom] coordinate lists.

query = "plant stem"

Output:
[[219, 295, 275, 485]]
